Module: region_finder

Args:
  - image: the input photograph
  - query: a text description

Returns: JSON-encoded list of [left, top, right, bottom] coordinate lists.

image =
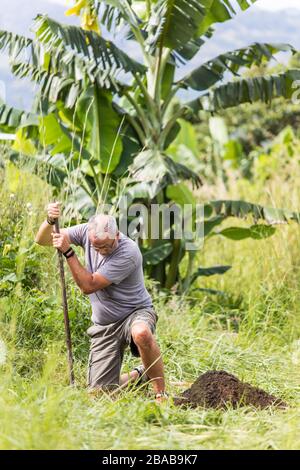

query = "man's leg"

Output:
[[87, 324, 122, 391], [119, 369, 140, 387], [130, 322, 165, 394]]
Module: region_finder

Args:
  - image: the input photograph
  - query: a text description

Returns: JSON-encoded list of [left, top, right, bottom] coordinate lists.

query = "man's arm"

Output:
[[51, 230, 111, 294], [65, 254, 112, 294], [35, 202, 71, 246], [35, 222, 71, 246], [34, 219, 55, 246], [36, 201, 110, 293]]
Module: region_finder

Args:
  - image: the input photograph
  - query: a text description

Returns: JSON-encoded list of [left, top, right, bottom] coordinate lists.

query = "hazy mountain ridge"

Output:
[[0, 2, 300, 110]]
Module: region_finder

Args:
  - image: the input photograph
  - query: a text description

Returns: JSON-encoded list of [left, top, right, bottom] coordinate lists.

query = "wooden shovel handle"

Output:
[[54, 219, 75, 385]]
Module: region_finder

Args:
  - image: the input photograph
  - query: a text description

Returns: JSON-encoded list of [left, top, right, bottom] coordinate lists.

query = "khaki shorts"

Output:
[[86, 308, 158, 390]]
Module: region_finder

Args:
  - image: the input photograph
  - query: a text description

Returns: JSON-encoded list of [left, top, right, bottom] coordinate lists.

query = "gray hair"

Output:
[[88, 214, 118, 239]]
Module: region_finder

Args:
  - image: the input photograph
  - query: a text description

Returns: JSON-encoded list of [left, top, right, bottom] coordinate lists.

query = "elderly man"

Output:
[[35, 202, 167, 401]]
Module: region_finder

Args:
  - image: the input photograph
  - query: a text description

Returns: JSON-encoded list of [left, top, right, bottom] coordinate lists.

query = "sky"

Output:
[[256, 0, 300, 9], [2, 0, 300, 110], [47, 0, 300, 11]]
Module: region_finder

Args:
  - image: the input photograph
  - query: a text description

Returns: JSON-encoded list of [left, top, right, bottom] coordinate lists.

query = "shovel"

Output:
[[54, 218, 75, 385]]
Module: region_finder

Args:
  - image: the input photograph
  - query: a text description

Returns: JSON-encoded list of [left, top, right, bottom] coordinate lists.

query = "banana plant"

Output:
[[1, 0, 300, 291], [130, 180, 300, 292]]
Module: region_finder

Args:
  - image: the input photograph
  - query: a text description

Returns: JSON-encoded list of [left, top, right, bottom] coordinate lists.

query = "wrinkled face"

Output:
[[89, 231, 119, 256]]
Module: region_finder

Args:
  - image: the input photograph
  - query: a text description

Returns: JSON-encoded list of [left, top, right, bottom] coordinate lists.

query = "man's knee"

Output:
[[87, 348, 122, 389], [131, 322, 154, 349]]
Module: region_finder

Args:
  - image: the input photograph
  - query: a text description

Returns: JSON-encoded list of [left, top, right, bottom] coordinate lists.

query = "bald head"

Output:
[[88, 214, 118, 239], [87, 214, 119, 255]]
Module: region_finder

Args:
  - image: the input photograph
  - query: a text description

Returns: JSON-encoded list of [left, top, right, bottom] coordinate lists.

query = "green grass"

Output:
[[0, 157, 300, 450]]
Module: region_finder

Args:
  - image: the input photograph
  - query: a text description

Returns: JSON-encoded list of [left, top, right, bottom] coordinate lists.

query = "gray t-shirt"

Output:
[[66, 223, 153, 325]]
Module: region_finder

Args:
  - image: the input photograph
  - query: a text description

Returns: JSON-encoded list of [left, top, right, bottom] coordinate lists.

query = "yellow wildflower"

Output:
[[3, 244, 12, 257], [81, 9, 101, 35], [65, 0, 88, 17]]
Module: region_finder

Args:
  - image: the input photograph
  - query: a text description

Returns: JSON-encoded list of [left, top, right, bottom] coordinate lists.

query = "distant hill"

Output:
[[1, 2, 300, 110], [0, 0, 69, 109]]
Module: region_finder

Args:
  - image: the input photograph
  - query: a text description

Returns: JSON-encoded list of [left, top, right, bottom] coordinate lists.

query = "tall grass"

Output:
[[0, 150, 300, 450]]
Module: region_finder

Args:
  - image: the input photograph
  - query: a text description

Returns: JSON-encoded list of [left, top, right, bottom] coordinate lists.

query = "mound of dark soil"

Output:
[[173, 370, 287, 410]]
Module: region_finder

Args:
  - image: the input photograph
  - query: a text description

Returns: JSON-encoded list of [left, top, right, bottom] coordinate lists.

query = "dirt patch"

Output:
[[173, 370, 287, 410]]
